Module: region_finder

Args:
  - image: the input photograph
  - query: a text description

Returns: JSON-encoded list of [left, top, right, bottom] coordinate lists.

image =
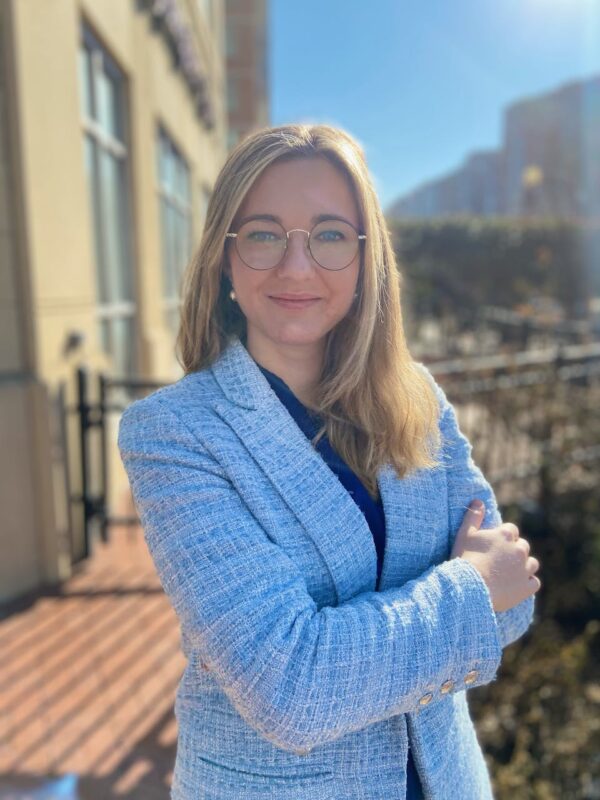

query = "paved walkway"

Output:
[[0, 522, 185, 800]]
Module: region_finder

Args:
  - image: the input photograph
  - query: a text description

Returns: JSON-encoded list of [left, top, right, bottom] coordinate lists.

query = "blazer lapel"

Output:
[[208, 338, 378, 605]]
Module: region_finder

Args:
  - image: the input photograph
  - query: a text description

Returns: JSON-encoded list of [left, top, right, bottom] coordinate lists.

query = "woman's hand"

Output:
[[451, 501, 542, 613]]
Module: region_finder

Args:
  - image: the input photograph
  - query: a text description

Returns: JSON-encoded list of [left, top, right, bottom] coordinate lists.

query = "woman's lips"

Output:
[[268, 296, 321, 309]]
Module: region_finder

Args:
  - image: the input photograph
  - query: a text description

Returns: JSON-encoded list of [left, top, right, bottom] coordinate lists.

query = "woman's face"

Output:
[[225, 156, 361, 364]]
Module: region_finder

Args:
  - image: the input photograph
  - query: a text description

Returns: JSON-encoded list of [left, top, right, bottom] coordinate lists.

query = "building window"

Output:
[[227, 126, 240, 151], [225, 25, 236, 58], [157, 127, 192, 338], [227, 82, 239, 115], [79, 25, 136, 377], [199, 184, 211, 236]]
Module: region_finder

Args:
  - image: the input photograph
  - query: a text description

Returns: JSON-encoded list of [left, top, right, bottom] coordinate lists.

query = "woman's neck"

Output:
[[246, 334, 324, 407]]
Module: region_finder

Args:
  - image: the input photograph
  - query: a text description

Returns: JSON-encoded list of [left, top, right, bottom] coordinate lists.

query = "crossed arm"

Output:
[[436, 382, 536, 650]]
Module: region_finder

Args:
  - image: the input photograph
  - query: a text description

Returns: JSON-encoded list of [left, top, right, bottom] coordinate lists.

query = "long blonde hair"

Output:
[[176, 123, 440, 497]]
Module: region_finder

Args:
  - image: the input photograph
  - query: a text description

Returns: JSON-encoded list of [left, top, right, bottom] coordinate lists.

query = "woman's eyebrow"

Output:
[[237, 213, 280, 226], [237, 212, 356, 226], [312, 213, 355, 226]]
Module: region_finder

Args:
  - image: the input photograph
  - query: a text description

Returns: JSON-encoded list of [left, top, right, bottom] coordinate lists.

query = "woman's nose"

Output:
[[277, 230, 316, 274]]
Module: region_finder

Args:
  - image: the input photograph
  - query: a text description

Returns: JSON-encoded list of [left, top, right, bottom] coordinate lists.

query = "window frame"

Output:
[[156, 124, 193, 339], [79, 22, 137, 378]]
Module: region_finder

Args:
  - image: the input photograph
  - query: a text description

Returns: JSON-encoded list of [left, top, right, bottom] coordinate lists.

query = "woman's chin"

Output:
[[255, 323, 327, 347], [273, 330, 328, 348]]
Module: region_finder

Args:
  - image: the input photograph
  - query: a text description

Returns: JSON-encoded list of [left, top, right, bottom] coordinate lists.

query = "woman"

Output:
[[118, 123, 541, 800]]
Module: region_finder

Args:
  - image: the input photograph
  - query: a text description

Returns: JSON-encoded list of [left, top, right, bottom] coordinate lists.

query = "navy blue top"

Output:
[[257, 363, 424, 799]]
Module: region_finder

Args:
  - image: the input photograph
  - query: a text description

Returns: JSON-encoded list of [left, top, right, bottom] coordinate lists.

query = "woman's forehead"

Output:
[[235, 156, 360, 226]]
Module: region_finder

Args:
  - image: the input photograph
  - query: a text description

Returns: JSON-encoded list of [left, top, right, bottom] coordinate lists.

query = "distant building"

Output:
[[224, 0, 269, 149], [504, 78, 600, 217], [0, 0, 238, 602], [394, 150, 504, 219], [388, 75, 600, 220]]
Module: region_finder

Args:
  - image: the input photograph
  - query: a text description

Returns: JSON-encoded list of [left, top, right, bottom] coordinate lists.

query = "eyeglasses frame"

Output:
[[225, 219, 367, 272]]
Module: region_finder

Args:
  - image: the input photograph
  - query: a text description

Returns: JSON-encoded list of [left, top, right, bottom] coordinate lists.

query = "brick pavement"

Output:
[[0, 522, 186, 800]]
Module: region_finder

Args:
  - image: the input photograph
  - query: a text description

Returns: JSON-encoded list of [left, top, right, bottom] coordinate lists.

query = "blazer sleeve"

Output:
[[434, 379, 536, 651], [118, 394, 503, 755]]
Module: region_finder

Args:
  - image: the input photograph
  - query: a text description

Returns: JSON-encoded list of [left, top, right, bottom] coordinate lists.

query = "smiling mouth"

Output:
[[268, 295, 321, 309]]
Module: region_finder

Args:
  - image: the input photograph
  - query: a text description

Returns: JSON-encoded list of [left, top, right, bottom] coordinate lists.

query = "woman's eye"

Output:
[[315, 229, 345, 242], [246, 230, 280, 242]]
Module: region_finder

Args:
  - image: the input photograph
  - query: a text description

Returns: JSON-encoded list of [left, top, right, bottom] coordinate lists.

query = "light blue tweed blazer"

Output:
[[118, 337, 535, 800]]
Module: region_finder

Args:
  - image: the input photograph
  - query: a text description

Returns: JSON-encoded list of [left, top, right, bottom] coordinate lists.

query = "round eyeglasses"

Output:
[[225, 218, 366, 271]]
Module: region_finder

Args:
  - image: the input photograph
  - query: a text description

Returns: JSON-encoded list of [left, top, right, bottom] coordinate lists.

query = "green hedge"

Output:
[[388, 218, 600, 323]]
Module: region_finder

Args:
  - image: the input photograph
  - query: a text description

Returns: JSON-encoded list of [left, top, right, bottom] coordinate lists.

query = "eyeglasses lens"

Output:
[[310, 220, 358, 270], [235, 220, 359, 270], [236, 220, 285, 270]]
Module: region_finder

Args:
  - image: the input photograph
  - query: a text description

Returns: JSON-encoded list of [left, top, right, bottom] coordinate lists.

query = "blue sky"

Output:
[[269, 0, 600, 209]]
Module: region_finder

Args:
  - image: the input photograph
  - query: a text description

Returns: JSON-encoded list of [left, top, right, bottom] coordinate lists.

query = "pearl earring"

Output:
[[229, 289, 237, 301]]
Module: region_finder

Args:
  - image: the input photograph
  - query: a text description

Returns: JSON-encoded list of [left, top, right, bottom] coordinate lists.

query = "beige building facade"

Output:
[[0, 0, 231, 602], [225, 0, 268, 148]]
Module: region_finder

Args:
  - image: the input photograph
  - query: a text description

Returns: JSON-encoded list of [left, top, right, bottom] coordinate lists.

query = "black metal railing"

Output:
[[430, 342, 600, 506], [69, 370, 170, 558], [66, 341, 600, 558]]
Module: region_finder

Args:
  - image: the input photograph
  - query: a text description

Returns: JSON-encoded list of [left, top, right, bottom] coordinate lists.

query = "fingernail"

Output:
[[471, 500, 484, 511]]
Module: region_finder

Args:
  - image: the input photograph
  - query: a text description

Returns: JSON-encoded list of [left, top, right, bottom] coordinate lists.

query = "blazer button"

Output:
[[418, 692, 433, 706], [440, 680, 455, 694], [464, 669, 479, 685]]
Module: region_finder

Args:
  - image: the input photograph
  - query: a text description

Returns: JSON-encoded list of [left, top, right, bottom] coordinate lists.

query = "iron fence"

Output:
[[65, 341, 600, 558]]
